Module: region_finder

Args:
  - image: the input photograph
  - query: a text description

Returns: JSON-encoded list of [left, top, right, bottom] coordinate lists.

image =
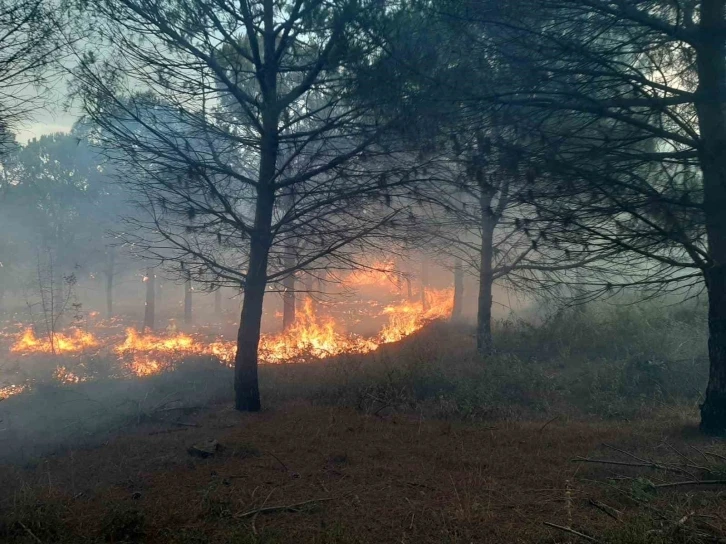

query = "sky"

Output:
[[13, 78, 80, 144]]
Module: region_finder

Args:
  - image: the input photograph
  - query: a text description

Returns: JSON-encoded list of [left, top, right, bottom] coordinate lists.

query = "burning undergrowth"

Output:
[[0, 284, 454, 401]]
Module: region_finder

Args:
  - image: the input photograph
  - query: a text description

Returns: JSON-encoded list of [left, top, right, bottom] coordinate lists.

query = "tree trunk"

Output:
[[105, 246, 115, 318], [695, 0, 726, 433], [184, 278, 193, 325], [301, 272, 316, 312], [421, 258, 429, 311], [214, 287, 222, 318], [234, 7, 279, 412], [477, 223, 495, 355], [282, 190, 296, 330], [143, 267, 155, 331], [452, 259, 464, 321], [476, 179, 496, 356], [234, 188, 274, 412], [282, 272, 295, 330]]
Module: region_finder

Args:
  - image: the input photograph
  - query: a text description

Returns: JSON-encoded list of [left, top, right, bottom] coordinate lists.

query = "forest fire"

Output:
[[380, 288, 454, 343], [10, 328, 100, 354], [1, 285, 454, 397], [343, 261, 402, 293], [259, 298, 378, 363]]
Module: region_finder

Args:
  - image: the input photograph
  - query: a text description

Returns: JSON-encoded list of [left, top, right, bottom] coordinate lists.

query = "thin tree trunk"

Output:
[[282, 272, 295, 330], [477, 223, 495, 355], [234, 188, 274, 412], [476, 179, 497, 356], [214, 287, 222, 318], [452, 259, 464, 321], [234, 5, 279, 412], [143, 267, 155, 331], [52, 256, 64, 332], [421, 258, 429, 311], [105, 246, 115, 318], [695, 0, 726, 433], [282, 190, 296, 330], [301, 272, 316, 312], [184, 278, 192, 325]]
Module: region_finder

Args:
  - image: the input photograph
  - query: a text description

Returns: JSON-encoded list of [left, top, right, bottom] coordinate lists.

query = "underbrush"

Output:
[[263, 300, 708, 421]]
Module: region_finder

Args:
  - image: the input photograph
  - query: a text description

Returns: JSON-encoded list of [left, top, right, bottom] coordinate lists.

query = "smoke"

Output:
[[0, 358, 232, 463]]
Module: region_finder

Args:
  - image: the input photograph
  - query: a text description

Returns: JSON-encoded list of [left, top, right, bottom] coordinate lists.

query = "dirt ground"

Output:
[[2, 403, 726, 543]]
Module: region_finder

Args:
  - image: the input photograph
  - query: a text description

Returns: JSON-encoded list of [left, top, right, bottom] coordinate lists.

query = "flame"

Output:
[[0, 383, 27, 399], [54, 366, 88, 384], [259, 298, 377, 363], [343, 261, 402, 293], [3, 286, 455, 391], [379, 288, 454, 343], [10, 328, 99, 354], [115, 328, 206, 375], [115, 328, 198, 354]]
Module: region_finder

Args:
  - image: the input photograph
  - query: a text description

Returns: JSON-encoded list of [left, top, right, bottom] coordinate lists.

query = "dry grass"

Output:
[[1, 401, 725, 544]]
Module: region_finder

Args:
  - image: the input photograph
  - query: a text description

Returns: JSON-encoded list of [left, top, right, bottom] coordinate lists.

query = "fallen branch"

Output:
[[235, 498, 334, 519], [268, 451, 289, 472], [543, 522, 600, 543], [148, 427, 189, 436], [572, 457, 690, 474], [654, 480, 726, 489], [704, 451, 726, 463], [539, 415, 560, 432], [587, 498, 620, 520], [17, 521, 43, 544]]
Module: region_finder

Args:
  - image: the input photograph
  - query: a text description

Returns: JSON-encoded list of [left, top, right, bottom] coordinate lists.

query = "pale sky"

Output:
[[13, 75, 80, 144]]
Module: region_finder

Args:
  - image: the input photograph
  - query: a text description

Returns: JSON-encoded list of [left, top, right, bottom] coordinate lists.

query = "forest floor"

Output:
[[2, 402, 726, 544]]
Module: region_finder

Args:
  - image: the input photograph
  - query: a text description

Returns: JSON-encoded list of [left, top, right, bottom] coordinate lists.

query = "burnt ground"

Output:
[[1, 403, 726, 543]]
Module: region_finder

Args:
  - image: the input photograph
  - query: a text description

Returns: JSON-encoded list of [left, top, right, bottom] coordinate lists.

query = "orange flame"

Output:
[[0, 383, 27, 399], [10, 328, 99, 354], [343, 261, 402, 293], [259, 298, 377, 363], [115, 328, 207, 375], [4, 286, 455, 389], [379, 288, 454, 343], [54, 366, 88, 384]]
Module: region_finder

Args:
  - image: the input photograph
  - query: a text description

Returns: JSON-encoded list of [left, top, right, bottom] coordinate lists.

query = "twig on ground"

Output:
[[603, 443, 650, 464], [268, 451, 289, 472], [572, 457, 691, 475], [704, 451, 726, 463], [148, 427, 189, 435], [543, 522, 600, 543], [687, 444, 712, 465], [587, 498, 621, 520], [18, 521, 43, 544], [250, 488, 276, 535], [654, 480, 726, 489], [236, 497, 334, 519], [539, 415, 560, 432]]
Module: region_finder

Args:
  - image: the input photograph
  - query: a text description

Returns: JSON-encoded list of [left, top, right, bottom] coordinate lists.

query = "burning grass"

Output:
[[10, 328, 99, 354], [0, 287, 455, 398]]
